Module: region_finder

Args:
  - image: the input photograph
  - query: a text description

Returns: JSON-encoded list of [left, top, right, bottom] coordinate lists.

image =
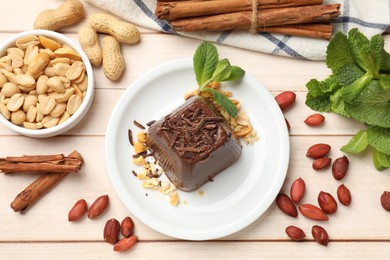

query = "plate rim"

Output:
[[105, 58, 290, 240]]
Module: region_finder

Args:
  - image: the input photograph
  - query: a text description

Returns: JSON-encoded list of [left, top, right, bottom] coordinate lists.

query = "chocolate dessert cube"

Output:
[[146, 96, 242, 191]]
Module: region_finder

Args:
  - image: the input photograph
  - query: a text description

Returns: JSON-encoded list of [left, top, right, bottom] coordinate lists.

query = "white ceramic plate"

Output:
[[105, 59, 289, 240]]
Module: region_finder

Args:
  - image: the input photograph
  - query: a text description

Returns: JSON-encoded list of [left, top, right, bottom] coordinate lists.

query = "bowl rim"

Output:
[[0, 29, 94, 137]]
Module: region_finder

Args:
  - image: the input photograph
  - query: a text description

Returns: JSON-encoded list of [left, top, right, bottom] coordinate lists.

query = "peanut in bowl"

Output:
[[0, 30, 94, 138]]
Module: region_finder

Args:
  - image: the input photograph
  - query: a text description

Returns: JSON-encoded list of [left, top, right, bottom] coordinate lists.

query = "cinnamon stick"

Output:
[[171, 4, 340, 32], [10, 150, 84, 213], [10, 172, 69, 213], [4, 154, 64, 163], [258, 23, 333, 40], [157, 0, 324, 21], [0, 153, 82, 173], [0, 163, 80, 173]]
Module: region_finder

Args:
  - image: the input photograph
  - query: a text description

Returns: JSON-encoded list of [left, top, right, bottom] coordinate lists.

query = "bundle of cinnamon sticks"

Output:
[[0, 151, 84, 213], [155, 0, 341, 40]]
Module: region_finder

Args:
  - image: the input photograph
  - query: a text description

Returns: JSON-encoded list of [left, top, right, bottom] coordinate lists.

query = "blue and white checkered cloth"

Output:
[[86, 0, 390, 60]]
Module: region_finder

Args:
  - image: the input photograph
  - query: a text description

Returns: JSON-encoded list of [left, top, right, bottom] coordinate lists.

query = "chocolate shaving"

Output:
[[128, 129, 134, 146], [146, 120, 156, 127], [132, 170, 138, 177], [158, 101, 227, 160], [133, 120, 145, 130], [169, 132, 178, 148]]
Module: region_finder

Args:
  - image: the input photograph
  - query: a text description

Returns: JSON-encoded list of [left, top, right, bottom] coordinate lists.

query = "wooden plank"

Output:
[[0, 241, 390, 259], [0, 136, 389, 241]]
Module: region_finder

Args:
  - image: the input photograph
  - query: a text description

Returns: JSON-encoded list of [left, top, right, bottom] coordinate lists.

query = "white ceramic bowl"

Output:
[[0, 30, 94, 138]]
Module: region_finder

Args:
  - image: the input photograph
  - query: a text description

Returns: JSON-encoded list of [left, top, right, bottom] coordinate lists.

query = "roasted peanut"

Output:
[[42, 115, 59, 128], [47, 77, 65, 93], [7, 48, 24, 68], [6, 94, 24, 112], [33, 0, 85, 31], [0, 103, 11, 120], [59, 111, 70, 124], [15, 35, 39, 50], [0, 72, 7, 87], [11, 110, 26, 125], [55, 88, 75, 103], [53, 63, 70, 77], [76, 76, 88, 92], [15, 74, 35, 88], [23, 121, 43, 130], [78, 25, 102, 67], [66, 61, 84, 81], [22, 95, 38, 112], [88, 13, 140, 44], [54, 47, 81, 61], [102, 36, 125, 81], [38, 95, 56, 115], [27, 52, 50, 76], [36, 75, 49, 94], [39, 36, 62, 51], [66, 94, 81, 115], [1, 82, 20, 97], [26, 105, 38, 122], [24, 44, 39, 65], [50, 102, 66, 118], [50, 58, 71, 66]]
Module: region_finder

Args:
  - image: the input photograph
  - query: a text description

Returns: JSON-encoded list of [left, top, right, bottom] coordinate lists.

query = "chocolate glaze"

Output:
[[146, 96, 242, 191]]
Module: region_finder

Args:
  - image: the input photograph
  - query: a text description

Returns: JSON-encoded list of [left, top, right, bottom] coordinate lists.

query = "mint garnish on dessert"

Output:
[[193, 42, 245, 118]]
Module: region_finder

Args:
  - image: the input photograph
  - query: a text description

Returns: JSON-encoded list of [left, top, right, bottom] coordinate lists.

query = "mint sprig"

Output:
[[305, 28, 390, 171], [193, 42, 245, 118]]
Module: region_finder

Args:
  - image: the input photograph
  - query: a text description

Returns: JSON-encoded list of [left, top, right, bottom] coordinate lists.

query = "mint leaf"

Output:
[[326, 32, 354, 73], [341, 72, 373, 103], [193, 42, 218, 87], [373, 148, 390, 167], [380, 50, 390, 72], [341, 130, 368, 153], [370, 34, 385, 72], [305, 93, 331, 112], [348, 29, 377, 74], [210, 59, 231, 83], [204, 87, 237, 118], [330, 89, 350, 117], [367, 125, 390, 155], [372, 148, 389, 171], [226, 66, 245, 81], [345, 80, 390, 128], [334, 64, 364, 86], [306, 79, 328, 97], [379, 75, 390, 89]]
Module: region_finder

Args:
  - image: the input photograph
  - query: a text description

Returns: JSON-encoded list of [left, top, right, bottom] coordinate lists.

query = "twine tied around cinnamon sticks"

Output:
[[249, 0, 259, 33]]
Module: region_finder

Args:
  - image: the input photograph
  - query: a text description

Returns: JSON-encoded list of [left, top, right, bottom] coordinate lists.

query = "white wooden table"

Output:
[[1, 1, 390, 259]]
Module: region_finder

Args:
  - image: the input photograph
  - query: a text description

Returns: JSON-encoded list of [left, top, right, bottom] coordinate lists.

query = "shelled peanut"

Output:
[[0, 35, 88, 129]]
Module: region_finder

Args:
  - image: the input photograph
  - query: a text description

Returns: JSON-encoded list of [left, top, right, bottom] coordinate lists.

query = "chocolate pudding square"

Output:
[[146, 96, 242, 191]]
